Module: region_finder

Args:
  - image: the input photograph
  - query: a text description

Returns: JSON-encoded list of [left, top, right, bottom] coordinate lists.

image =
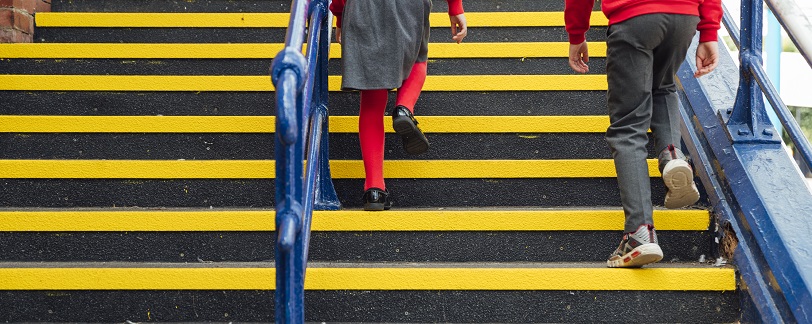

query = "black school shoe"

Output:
[[363, 188, 392, 211], [391, 105, 430, 155]]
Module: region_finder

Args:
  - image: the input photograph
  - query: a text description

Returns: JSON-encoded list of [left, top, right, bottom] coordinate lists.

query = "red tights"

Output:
[[358, 61, 427, 191]]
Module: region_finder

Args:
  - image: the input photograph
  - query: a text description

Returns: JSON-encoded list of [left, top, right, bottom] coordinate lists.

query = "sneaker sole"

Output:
[[662, 160, 700, 209], [392, 115, 429, 155], [607, 243, 664, 268]]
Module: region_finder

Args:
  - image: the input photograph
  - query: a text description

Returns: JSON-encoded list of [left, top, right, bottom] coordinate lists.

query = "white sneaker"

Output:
[[662, 159, 700, 208], [607, 224, 663, 268]]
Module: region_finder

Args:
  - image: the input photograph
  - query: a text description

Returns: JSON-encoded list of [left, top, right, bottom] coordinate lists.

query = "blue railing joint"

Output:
[[309, 0, 328, 17], [271, 47, 308, 88], [276, 202, 303, 252]]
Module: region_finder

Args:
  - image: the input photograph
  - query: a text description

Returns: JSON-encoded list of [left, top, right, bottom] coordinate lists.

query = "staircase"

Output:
[[0, 0, 738, 322]]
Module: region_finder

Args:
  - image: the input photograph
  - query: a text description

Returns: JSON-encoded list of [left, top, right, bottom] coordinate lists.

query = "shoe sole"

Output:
[[392, 115, 429, 155], [363, 202, 392, 211], [662, 160, 700, 209], [364, 202, 386, 211], [607, 243, 664, 268]]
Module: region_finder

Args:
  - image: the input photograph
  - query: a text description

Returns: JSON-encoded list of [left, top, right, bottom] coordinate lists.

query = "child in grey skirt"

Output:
[[330, 0, 468, 210]]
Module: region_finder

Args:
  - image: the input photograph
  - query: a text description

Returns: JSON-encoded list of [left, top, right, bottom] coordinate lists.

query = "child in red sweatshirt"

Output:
[[329, 0, 467, 211], [565, 0, 722, 267]]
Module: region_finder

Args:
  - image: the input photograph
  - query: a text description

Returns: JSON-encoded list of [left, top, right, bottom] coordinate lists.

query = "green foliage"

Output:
[[782, 37, 798, 53], [782, 106, 812, 150]]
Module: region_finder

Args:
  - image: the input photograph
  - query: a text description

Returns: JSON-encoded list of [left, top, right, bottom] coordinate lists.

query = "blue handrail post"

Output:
[[313, 0, 341, 211], [727, 0, 780, 144]]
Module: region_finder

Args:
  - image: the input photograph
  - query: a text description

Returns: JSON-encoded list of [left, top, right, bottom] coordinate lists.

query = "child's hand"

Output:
[[568, 41, 590, 73], [335, 27, 342, 44], [450, 14, 467, 43], [694, 41, 718, 78]]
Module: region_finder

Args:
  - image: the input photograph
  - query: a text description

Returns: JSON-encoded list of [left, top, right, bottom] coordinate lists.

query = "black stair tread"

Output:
[[0, 178, 676, 208], [1, 289, 739, 323], [0, 230, 712, 263], [0, 91, 610, 116], [0, 132, 653, 160], [51, 0, 598, 13], [49, 0, 596, 12], [0, 260, 728, 269], [0, 57, 607, 75], [34, 26, 607, 43]]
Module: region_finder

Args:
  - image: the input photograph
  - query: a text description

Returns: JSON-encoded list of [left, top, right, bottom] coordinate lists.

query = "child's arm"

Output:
[[564, 0, 594, 73], [329, 0, 345, 28], [329, 0, 345, 43], [697, 0, 722, 43], [447, 0, 467, 43], [695, 0, 722, 77], [564, 0, 594, 45]]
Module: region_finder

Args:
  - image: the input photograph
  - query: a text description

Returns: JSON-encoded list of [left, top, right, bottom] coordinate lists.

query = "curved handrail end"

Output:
[[276, 205, 303, 252]]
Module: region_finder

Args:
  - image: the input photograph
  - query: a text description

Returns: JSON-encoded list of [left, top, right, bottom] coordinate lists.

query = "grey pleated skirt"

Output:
[[339, 0, 432, 90]]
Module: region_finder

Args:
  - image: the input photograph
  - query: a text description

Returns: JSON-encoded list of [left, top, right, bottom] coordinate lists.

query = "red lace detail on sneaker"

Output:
[[668, 144, 677, 160]]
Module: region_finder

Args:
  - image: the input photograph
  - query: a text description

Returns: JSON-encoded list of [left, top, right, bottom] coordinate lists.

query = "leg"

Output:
[[604, 14, 670, 268], [392, 62, 430, 155], [395, 61, 428, 112], [359, 89, 389, 191], [649, 15, 701, 208], [605, 16, 662, 233], [650, 15, 700, 156]]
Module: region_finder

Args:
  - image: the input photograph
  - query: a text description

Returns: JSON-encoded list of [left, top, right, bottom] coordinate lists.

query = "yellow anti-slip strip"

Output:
[[0, 210, 708, 231], [0, 75, 607, 91], [0, 267, 734, 291], [35, 12, 608, 28], [0, 116, 610, 133], [0, 159, 660, 179], [0, 42, 608, 59]]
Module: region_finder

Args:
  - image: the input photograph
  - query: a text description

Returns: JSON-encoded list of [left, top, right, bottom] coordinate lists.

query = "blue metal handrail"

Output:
[[675, 0, 812, 322], [270, 0, 340, 322], [722, 1, 812, 170]]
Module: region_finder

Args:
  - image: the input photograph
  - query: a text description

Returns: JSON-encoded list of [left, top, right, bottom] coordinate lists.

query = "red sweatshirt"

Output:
[[329, 0, 464, 28], [565, 0, 723, 44]]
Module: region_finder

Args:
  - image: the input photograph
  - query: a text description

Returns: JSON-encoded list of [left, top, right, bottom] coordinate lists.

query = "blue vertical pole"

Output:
[[766, 7, 782, 134], [314, 0, 341, 211], [728, 0, 778, 144]]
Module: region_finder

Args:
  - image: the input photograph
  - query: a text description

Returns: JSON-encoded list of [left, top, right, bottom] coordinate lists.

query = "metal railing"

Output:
[[725, 1, 812, 322], [722, 0, 812, 170], [269, 0, 340, 322], [676, 0, 812, 322]]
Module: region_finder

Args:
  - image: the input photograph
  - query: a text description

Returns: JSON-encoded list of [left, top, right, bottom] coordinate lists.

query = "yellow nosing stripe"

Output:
[[0, 42, 607, 59], [0, 116, 610, 133], [0, 116, 275, 133], [436, 12, 608, 27], [35, 13, 295, 28], [312, 209, 707, 231], [0, 159, 660, 179], [421, 42, 608, 58], [329, 116, 610, 133], [338, 159, 661, 178], [35, 12, 607, 28], [0, 210, 709, 231], [0, 75, 607, 91], [0, 267, 735, 291]]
